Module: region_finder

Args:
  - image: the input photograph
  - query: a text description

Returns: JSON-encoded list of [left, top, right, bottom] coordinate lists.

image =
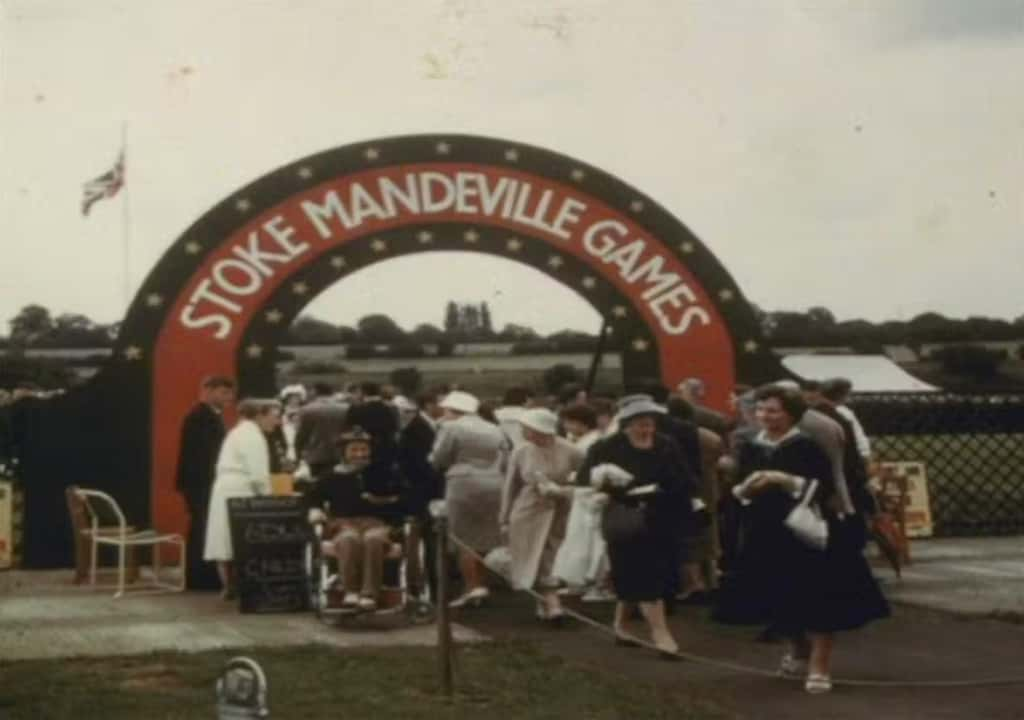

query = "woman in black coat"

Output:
[[577, 398, 697, 659], [717, 384, 889, 694]]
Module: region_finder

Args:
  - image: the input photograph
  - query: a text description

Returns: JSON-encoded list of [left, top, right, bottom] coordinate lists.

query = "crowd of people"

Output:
[[176, 373, 889, 695]]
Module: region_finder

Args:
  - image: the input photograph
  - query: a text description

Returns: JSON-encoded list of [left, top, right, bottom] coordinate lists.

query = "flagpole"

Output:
[[121, 123, 132, 308]]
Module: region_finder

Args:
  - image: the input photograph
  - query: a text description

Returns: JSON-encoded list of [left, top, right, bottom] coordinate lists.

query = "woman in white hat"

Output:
[[577, 397, 696, 658], [499, 407, 583, 622], [430, 390, 509, 608]]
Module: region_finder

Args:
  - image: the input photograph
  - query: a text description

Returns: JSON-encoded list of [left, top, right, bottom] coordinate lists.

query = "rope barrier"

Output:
[[446, 533, 1024, 689]]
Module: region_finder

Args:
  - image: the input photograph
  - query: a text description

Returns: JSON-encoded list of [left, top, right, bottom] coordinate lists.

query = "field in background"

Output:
[[276, 351, 625, 400]]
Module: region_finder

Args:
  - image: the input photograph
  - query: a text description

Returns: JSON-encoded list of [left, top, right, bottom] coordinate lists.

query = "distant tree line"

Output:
[[4, 302, 1024, 355], [758, 305, 1024, 351]]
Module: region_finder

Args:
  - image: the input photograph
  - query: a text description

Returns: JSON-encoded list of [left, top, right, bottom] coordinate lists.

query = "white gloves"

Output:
[[294, 462, 312, 482], [589, 463, 635, 490], [307, 508, 326, 524]]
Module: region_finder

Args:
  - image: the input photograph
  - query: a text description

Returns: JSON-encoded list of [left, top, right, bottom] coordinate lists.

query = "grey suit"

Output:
[[430, 414, 509, 552], [799, 409, 854, 515], [295, 398, 349, 472]]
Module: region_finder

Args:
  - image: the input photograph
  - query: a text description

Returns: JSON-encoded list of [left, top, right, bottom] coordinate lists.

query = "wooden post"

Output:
[[434, 508, 454, 697], [584, 316, 611, 395]]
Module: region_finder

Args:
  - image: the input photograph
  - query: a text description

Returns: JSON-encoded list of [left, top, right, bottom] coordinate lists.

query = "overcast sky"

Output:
[[2, 0, 1022, 335]]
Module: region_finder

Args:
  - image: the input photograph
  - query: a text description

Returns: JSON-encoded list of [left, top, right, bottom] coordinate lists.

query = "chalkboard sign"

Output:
[[228, 495, 310, 613]]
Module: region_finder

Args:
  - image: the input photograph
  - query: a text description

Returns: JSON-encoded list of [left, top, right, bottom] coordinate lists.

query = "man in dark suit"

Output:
[[393, 392, 443, 600], [295, 383, 349, 481], [176, 376, 235, 590], [345, 382, 400, 468]]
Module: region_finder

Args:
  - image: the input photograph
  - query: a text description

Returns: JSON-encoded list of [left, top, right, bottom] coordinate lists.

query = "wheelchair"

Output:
[[304, 512, 433, 626]]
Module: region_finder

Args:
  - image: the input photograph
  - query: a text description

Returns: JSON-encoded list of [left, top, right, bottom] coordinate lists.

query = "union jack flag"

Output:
[[81, 151, 124, 216]]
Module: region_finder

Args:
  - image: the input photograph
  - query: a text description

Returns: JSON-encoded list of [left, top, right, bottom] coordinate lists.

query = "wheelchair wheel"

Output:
[[305, 540, 324, 616]]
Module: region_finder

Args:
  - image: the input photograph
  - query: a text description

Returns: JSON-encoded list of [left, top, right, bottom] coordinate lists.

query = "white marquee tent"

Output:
[[781, 354, 939, 393]]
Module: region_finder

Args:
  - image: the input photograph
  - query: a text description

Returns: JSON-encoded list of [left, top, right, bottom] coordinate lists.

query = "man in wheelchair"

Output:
[[305, 426, 412, 612]]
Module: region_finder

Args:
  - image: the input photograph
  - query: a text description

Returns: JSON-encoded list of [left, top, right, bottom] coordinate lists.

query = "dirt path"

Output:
[[458, 593, 1024, 720]]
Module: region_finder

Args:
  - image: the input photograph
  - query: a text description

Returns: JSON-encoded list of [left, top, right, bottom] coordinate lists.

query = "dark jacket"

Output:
[[175, 403, 226, 510], [577, 432, 697, 537], [397, 414, 440, 514], [345, 399, 400, 452], [305, 461, 410, 521]]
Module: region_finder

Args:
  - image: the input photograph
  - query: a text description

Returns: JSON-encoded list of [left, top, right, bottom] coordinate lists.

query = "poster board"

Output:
[[228, 495, 309, 613], [879, 461, 934, 538]]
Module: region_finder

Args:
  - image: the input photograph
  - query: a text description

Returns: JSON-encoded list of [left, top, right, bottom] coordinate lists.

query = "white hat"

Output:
[[440, 390, 479, 415], [774, 379, 801, 391], [618, 398, 665, 423], [280, 384, 307, 400], [519, 408, 558, 435]]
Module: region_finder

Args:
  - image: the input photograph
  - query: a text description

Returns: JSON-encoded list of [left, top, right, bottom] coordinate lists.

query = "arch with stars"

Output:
[[102, 134, 775, 537]]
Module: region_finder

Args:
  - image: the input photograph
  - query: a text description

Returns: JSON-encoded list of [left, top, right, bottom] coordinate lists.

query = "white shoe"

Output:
[[357, 596, 377, 611], [805, 673, 832, 694], [342, 592, 359, 607], [449, 587, 490, 609], [581, 587, 616, 603], [779, 653, 808, 678]]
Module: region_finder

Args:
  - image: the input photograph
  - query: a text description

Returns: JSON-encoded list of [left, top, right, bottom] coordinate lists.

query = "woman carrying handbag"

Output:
[[716, 384, 889, 694], [576, 397, 698, 659]]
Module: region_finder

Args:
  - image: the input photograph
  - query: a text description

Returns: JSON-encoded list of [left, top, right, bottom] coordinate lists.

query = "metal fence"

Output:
[[849, 393, 1024, 537]]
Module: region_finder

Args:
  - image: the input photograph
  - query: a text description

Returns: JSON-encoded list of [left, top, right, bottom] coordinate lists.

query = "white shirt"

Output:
[[837, 405, 872, 458]]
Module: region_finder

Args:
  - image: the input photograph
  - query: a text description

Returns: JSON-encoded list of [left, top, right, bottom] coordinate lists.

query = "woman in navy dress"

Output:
[[716, 384, 889, 694], [577, 398, 697, 659]]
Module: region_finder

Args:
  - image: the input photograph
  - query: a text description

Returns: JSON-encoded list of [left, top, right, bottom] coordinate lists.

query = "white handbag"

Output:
[[784, 479, 829, 551]]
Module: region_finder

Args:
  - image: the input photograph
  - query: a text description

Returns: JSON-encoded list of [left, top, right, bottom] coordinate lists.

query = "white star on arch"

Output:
[[506, 238, 522, 252], [246, 344, 264, 359], [744, 340, 759, 353], [235, 198, 251, 212], [330, 256, 347, 269], [570, 168, 586, 181], [679, 241, 695, 254], [184, 241, 202, 255], [581, 277, 597, 289], [435, 142, 451, 155], [123, 346, 143, 361], [145, 293, 163, 308], [265, 309, 284, 324], [547, 255, 564, 268], [364, 147, 380, 161], [292, 282, 309, 295], [718, 289, 735, 302], [297, 166, 313, 179], [611, 305, 629, 318], [463, 229, 479, 243], [504, 148, 519, 162], [631, 338, 650, 352], [371, 238, 388, 253], [629, 199, 645, 213], [417, 230, 434, 244]]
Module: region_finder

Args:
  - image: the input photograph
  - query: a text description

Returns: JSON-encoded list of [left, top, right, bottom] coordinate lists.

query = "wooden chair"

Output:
[[72, 488, 185, 597]]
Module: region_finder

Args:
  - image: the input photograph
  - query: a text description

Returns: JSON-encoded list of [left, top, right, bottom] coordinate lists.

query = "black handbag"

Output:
[[602, 499, 648, 543]]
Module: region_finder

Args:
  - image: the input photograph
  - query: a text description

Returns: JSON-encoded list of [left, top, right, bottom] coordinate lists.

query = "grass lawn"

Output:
[[0, 642, 725, 720]]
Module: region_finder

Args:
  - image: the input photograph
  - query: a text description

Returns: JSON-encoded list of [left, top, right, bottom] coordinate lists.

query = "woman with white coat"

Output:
[[500, 408, 583, 622], [203, 398, 282, 599]]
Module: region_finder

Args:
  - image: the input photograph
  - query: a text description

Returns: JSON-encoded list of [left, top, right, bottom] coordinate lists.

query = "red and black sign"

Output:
[[20, 135, 775, 565]]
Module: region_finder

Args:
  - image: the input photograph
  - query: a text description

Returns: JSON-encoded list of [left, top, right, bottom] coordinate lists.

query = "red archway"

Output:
[[113, 136, 770, 536]]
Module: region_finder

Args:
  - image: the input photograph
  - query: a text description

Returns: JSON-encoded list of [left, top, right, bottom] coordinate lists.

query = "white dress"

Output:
[[552, 430, 608, 586], [203, 419, 272, 562]]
